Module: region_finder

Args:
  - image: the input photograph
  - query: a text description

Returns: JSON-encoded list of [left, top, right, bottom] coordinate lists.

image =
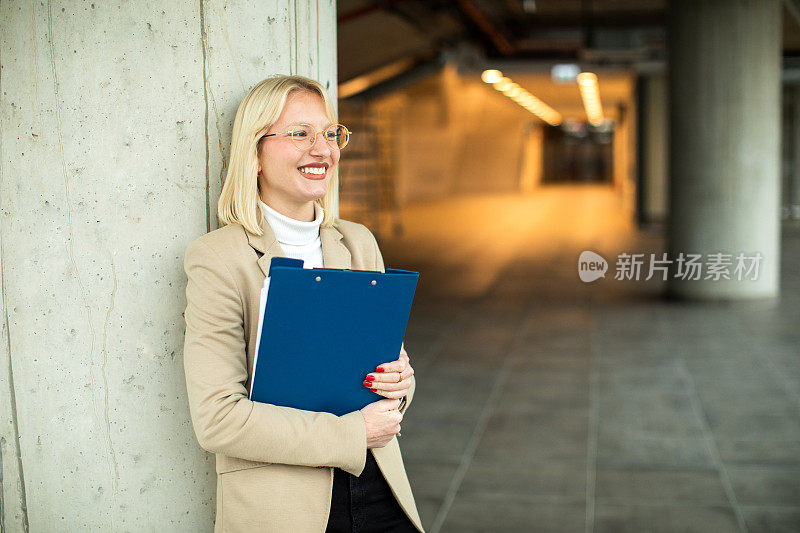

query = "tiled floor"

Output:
[[379, 187, 800, 533]]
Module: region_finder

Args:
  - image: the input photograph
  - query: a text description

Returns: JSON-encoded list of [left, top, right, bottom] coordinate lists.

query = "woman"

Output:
[[182, 75, 423, 532]]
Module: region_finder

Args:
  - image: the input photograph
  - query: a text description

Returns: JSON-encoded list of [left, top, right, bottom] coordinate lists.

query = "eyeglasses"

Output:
[[261, 123, 351, 150]]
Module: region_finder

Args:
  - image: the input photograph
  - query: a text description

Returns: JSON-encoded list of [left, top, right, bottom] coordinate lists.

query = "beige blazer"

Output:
[[182, 214, 423, 533]]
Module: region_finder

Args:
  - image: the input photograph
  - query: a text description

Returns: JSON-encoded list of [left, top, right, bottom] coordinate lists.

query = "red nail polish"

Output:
[[363, 381, 371, 387], [370, 387, 377, 391], [365, 375, 375, 382], [375, 367, 385, 373]]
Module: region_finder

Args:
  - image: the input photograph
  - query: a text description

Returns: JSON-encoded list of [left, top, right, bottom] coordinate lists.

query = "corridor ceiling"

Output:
[[338, 0, 800, 93]]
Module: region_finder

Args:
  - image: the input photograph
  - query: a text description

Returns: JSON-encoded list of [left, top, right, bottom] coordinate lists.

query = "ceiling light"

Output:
[[488, 73, 562, 126], [481, 69, 503, 84], [577, 72, 604, 126]]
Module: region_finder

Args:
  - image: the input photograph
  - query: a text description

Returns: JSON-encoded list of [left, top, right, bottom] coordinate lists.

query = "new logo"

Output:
[[578, 251, 608, 282]]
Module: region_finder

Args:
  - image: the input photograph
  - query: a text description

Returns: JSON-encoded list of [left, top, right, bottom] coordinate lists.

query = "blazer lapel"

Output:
[[245, 214, 351, 274], [245, 217, 286, 277], [321, 225, 351, 270]]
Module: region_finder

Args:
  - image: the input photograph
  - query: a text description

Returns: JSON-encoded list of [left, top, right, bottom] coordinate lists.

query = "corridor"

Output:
[[381, 187, 800, 532]]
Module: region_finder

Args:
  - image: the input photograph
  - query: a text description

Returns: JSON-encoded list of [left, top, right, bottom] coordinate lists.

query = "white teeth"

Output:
[[299, 166, 326, 175]]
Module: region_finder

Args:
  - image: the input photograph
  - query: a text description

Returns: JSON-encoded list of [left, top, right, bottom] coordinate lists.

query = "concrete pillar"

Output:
[[639, 75, 669, 224], [0, 1, 336, 531], [791, 84, 800, 220], [613, 100, 637, 219], [668, 0, 781, 299], [520, 124, 544, 193]]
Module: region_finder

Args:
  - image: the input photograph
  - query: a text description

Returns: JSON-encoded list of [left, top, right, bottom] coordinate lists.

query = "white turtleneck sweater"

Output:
[[259, 200, 324, 269]]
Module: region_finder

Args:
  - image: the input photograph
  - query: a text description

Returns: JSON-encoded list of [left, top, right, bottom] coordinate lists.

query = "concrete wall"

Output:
[[0, 1, 335, 530], [370, 66, 537, 205]]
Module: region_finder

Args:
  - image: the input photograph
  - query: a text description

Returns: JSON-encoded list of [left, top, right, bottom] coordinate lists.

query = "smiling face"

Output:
[[257, 90, 339, 221]]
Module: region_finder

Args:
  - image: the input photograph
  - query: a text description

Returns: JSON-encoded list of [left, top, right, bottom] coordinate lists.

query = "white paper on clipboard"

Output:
[[250, 275, 271, 399]]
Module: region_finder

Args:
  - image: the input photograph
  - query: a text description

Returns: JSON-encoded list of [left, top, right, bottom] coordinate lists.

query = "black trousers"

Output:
[[325, 452, 418, 533]]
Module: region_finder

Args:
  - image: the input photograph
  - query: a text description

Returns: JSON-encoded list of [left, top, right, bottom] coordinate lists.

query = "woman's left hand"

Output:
[[363, 352, 414, 400]]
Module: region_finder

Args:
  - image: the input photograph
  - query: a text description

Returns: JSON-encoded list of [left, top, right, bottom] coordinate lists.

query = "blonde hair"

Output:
[[218, 75, 339, 234]]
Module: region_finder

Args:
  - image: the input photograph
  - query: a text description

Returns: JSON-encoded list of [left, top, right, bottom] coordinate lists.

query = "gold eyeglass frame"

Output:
[[261, 123, 352, 151]]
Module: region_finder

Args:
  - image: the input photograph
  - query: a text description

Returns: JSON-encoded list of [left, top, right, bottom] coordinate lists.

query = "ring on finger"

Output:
[[397, 372, 402, 383]]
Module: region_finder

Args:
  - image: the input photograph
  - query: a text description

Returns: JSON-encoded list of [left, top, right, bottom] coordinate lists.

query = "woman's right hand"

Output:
[[360, 398, 403, 449]]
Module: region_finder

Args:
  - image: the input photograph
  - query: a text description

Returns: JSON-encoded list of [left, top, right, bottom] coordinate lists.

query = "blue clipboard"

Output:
[[250, 257, 419, 416]]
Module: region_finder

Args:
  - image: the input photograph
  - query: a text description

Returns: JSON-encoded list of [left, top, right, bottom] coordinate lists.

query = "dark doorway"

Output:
[[542, 121, 614, 184]]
